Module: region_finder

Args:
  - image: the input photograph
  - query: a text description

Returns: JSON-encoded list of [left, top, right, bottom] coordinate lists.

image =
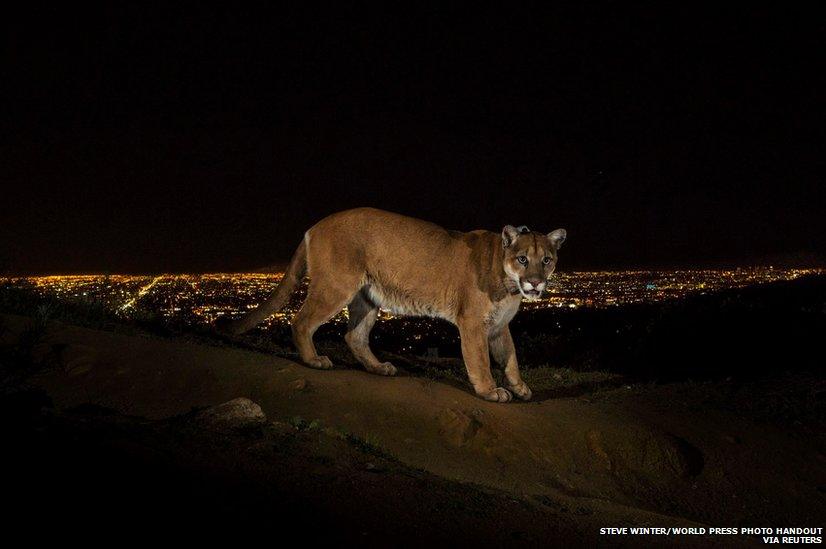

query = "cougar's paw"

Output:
[[367, 361, 397, 376], [306, 355, 333, 370], [480, 387, 513, 403], [507, 381, 533, 401]]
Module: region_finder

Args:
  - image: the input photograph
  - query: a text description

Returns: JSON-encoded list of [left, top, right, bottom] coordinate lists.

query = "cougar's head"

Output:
[[501, 225, 566, 301]]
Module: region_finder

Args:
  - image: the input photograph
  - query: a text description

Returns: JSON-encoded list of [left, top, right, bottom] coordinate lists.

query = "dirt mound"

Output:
[[3, 313, 824, 532]]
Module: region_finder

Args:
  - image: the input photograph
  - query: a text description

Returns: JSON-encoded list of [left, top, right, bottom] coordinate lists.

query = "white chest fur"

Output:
[[485, 296, 521, 333]]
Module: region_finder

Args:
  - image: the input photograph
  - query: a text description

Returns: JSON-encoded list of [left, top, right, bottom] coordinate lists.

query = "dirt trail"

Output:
[[6, 314, 824, 533]]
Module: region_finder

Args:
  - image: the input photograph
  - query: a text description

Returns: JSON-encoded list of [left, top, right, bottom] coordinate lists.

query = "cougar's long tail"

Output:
[[226, 239, 307, 335]]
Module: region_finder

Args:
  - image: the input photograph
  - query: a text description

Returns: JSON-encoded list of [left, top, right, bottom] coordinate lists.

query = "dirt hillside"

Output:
[[2, 312, 822, 545]]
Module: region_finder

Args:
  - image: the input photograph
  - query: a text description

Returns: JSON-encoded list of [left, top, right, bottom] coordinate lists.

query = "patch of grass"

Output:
[[420, 363, 467, 384], [521, 364, 624, 395], [287, 415, 306, 429], [288, 416, 323, 431], [0, 285, 129, 332], [345, 432, 386, 458], [322, 425, 389, 459]]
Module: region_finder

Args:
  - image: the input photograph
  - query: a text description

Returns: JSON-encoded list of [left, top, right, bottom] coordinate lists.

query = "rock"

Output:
[[437, 408, 482, 447], [269, 420, 298, 435], [653, 433, 705, 478], [196, 397, 266, 427], [291, 378, 309, 391]]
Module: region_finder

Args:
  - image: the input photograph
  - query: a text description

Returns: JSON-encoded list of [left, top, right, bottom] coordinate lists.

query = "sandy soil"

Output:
[[3, 313, 824, 545]]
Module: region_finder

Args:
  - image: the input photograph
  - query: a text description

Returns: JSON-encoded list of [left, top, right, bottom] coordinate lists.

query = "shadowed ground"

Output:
[[2, 309, 823, 545]]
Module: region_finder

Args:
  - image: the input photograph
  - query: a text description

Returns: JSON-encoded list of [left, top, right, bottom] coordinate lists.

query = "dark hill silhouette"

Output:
[[513, 274, 826, 381]]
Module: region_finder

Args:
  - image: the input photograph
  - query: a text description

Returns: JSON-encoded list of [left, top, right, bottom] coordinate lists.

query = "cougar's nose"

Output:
[[527, 277, 544, 288]]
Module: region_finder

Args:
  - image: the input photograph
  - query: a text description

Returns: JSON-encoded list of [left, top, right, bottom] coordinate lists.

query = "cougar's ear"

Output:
[[548, 228, 567, 249], [502, 225, 520, 248]]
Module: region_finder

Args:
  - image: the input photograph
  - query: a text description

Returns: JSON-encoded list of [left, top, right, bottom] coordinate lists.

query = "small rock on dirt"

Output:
[[437, 408, 482, 447], [196, 397, 266, 427], [291, 378, 309, 391]]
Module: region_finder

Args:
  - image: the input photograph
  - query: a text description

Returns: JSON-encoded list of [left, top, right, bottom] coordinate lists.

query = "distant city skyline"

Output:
[[9, 268, 821, 333], [5, 253, 825, 278]]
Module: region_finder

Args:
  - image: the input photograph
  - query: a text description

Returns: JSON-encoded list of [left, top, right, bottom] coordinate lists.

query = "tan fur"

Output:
[[227, 208, 566, 402]]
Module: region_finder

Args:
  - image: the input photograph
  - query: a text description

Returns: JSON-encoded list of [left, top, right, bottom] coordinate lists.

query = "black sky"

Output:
[[2, 4, 825, 274]]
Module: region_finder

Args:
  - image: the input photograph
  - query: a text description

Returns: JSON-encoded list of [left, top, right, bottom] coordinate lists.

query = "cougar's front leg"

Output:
[[490, 326, 532, 401], [457, 319, 512, 402]]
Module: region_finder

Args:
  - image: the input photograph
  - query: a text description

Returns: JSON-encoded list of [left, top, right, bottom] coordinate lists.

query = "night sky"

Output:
[[3, 4, 825, 274]]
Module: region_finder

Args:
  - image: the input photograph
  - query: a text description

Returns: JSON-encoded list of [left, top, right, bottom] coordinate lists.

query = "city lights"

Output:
[[4, 267, 821, 330]]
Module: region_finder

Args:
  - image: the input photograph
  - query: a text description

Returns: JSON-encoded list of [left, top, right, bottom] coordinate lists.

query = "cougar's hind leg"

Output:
[[291, 270, 362, 370], [292, 287, 352, 370], [345, 290, 396, 376]]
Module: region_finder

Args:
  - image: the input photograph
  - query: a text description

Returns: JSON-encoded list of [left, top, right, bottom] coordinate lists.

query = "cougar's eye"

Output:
[[542, 257, 552, 265], [517, 256, 528, 265]]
